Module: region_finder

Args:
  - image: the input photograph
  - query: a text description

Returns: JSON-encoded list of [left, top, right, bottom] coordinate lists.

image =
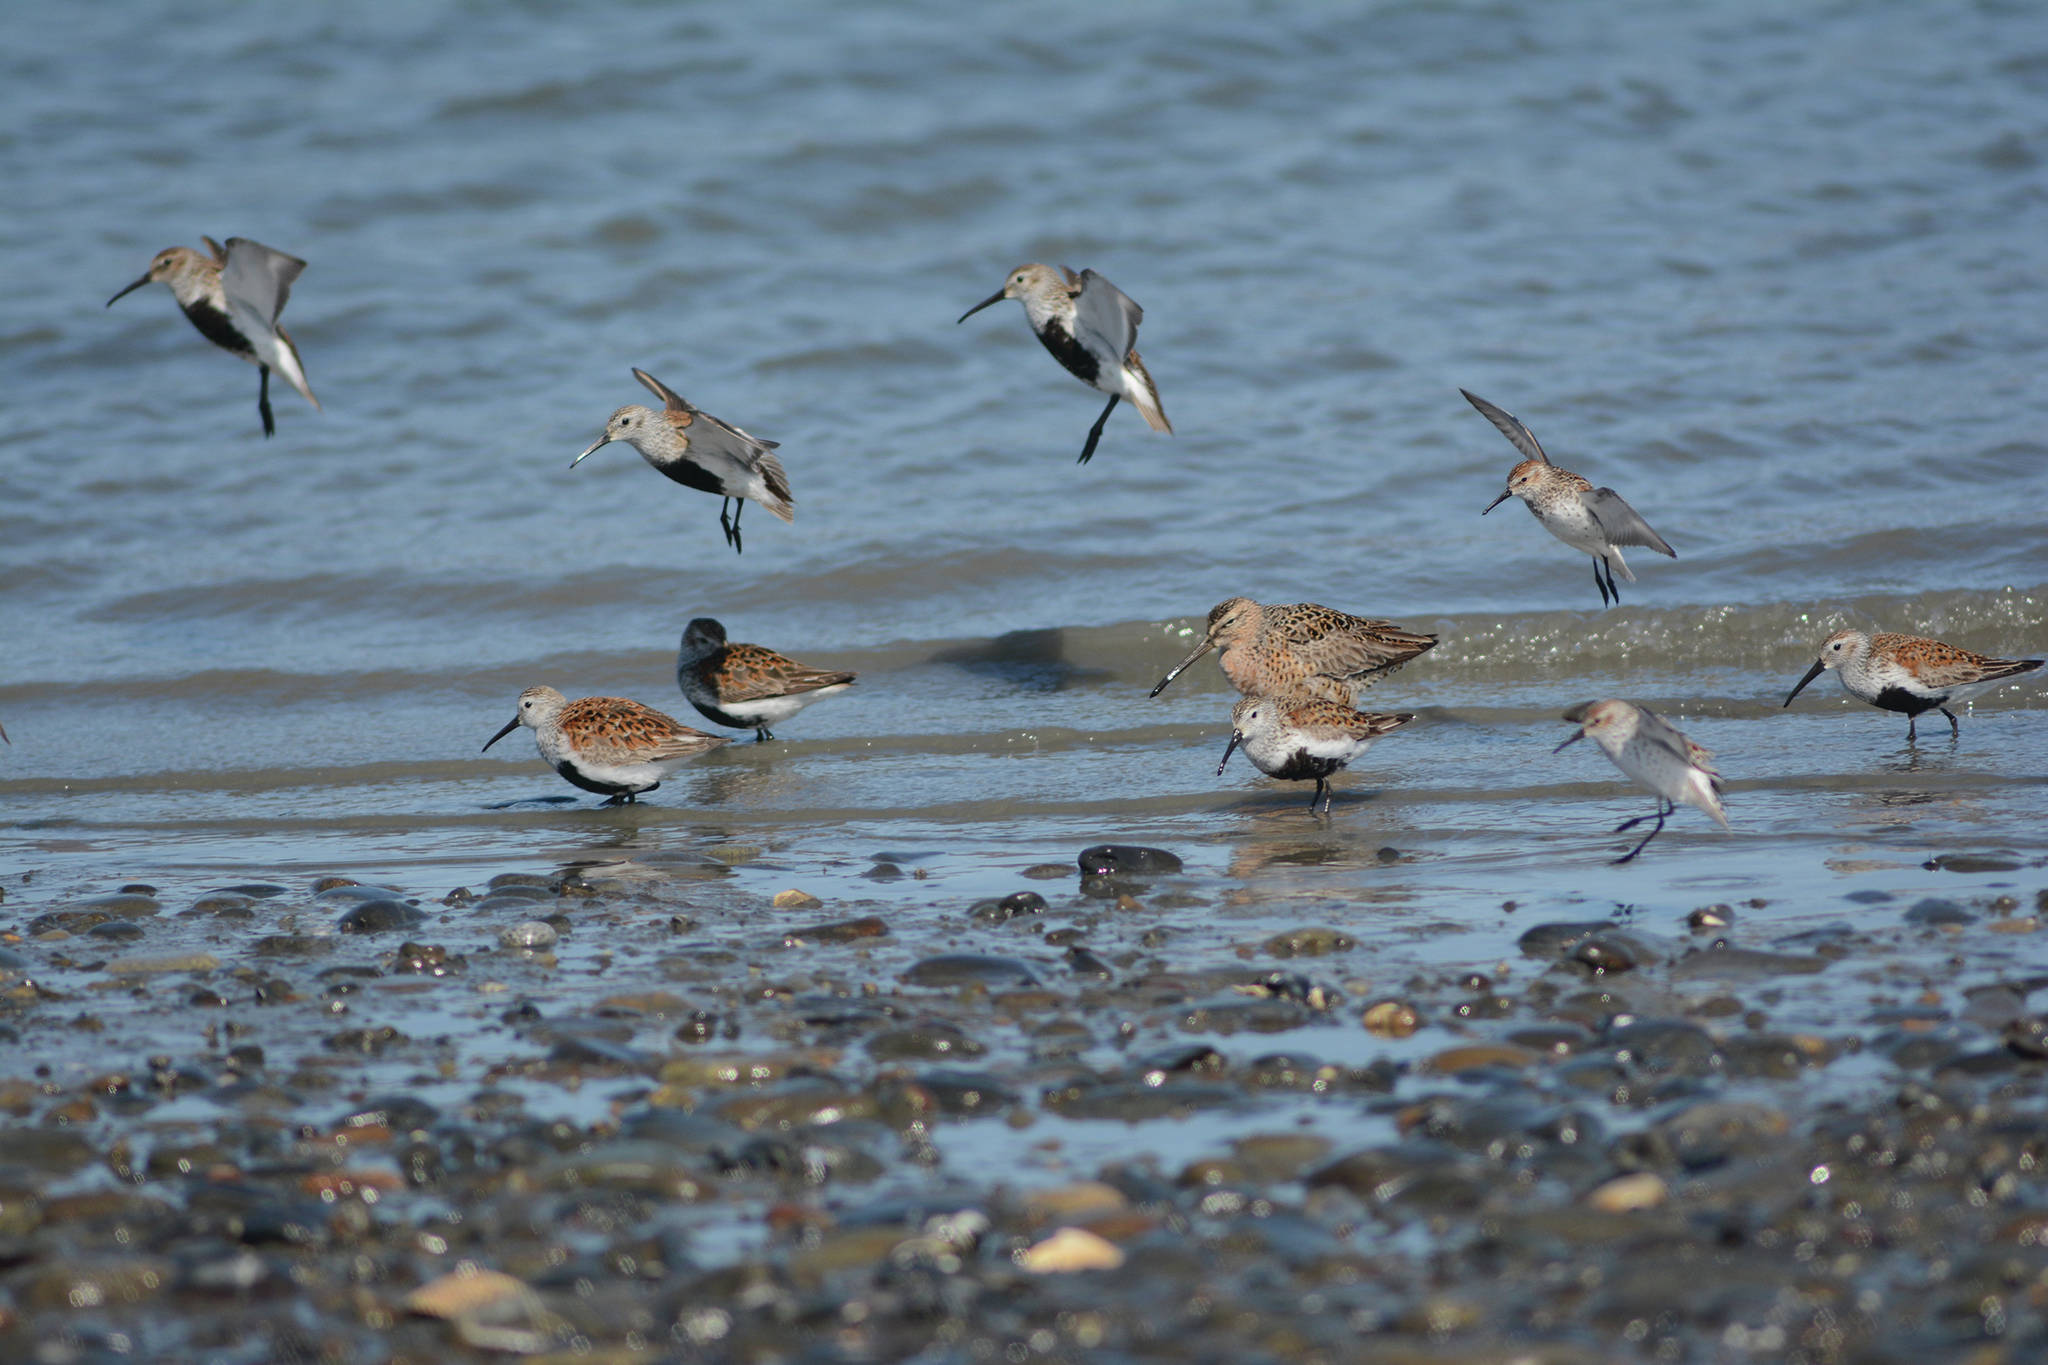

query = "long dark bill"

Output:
[[1783, 658, 1828, 708], [483, 716, 521, 752], [956, 289, 1007, 324]]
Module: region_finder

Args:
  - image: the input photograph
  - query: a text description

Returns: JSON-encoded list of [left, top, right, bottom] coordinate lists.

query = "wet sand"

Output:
[[4, 832, 2046, 1362]]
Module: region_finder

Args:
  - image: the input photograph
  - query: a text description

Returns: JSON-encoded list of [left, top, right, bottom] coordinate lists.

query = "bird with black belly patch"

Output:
[[958, 263, 1171, 464], [108, 236, 321, 437]]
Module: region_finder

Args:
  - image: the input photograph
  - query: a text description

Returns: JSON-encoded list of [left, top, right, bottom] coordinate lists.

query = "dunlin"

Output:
[[676, 618, 856, 742], [957, 264, 1171, 464], [1150, 598, 1437, 704], [1466, 390, 1674, 607], [1783, 629, 2043, 742], [483, 685, 728, 804], [1218, 696, 1415, 816], [1555, 700, 1729, 862], [107, 236, 320, 437], [574, 368, 793, 554]]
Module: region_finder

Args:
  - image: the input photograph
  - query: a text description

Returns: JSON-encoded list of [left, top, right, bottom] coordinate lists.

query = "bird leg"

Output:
[[258, 365, 276, 438], [719, 498, 745, 554], [754, 726, 775, 742], [1077, 393, 1120, 465], [1609, 799, 1672, 863], [1309, 777, 1332, 817], [1906, 714, 1918, 743], [1941, 706, 1961, 740]]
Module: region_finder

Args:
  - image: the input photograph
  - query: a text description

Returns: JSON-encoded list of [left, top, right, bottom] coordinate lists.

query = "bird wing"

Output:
[[1635, 707, 1718, 779], [1584, 487, 1676, 557], [1287, 700, 1416, 744], [220, 238, 308, 327], [718, 644, 855, 702], [632, 368, 781, 456], [1073, 269, 1143, 360], [1278, 611, 1437, 684], [1461, 390, 1549, 464]]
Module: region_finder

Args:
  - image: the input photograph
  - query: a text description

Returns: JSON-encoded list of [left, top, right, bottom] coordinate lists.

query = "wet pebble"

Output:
[[499, 920, 558, 951], [970, 891, 1047, 923], [336, 899, 427, 934], [901, 954, 1040, 989], [1262, 925, 1355, 958], [786, 915, 889, 944]]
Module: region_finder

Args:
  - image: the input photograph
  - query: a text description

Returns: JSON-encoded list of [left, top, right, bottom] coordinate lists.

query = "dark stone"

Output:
[[970, 892, 1047, 924], [336, 899, 427, 934], [901, 955, 1040, 988], [1076, 845, 1183, 878], [1904, 898, 1975, 926], [1517, 921, 1617, 959]]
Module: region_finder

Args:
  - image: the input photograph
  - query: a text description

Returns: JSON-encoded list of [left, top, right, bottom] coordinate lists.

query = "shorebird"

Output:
[[1466, 390, 1674, 607], [676, 618, 856, 742], [957, 263, 1171, 464], [1555, 700, 1729, 863], [1783, 629, 2043, 742], [1150, 598, 1437, 704], [574, 368, 793, 554], [483, 685, 728, 803], [107, 236, 321, 437], [1218, 697, 1415, 816]]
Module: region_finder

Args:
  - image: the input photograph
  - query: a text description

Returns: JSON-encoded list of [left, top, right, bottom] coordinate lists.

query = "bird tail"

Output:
[[756, 452, 796, 522], [1606, 549, 1636, 583], [270, 326, 321, 409], [1123, 352, 1172, 433]]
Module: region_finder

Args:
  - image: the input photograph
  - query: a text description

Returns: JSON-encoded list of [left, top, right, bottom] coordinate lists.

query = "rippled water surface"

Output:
[[4, 0, 2048, 1109]]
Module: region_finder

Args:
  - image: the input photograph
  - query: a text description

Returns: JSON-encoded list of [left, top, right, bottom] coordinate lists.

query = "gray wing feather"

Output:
[[1635, 707, 1714, 776], [1584, 488, 1676, 557], [634, 368, 781, 457], [220, 238, 306, 327], [1460, 389, 1549, 464], [1073, 269, 1142, 360]]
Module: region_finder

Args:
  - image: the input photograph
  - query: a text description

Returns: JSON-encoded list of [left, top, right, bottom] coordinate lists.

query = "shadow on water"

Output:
[[929, 629, 1113, 692]]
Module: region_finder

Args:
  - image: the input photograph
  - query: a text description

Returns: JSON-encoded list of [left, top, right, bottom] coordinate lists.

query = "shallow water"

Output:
[[3, 1, 2048, 1354]]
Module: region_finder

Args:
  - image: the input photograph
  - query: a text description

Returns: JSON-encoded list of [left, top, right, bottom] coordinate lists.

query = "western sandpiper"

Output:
[[677, 618, 856, 742], [574, 368, 793, 554], [957, 264, 1171, 464], [1218, 696, 1415, 816], [1465, 390, 1674, 607], [1150, 598, 1437, 704], [1783, 628, 2043, 742], [108, 237, 321, 437], [1555, 700, 1729, 862], [483, 685, 728, 804]]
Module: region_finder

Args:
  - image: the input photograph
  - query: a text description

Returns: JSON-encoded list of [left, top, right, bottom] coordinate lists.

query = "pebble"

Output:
[[336, 899, 427, 934]]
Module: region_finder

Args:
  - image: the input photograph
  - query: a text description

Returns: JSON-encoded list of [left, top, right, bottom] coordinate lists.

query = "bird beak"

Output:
[[570, 435, 609, 469], [1149, 637, 1216, 698], [1217, 731, 1244, 777], [1482, 489, 1512, 515], [1552, 729, 1587, 755], [1783, 658, 1827, 708], [106, 274, 153, 308], [956, 289, 1007, 324], [483, 715, 521, 751]]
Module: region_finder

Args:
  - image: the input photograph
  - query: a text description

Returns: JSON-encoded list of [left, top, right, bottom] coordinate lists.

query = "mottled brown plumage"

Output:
[[483, 685, 727, 802], [1151, 598, 1437, 704], [676, 618, 856, 741]]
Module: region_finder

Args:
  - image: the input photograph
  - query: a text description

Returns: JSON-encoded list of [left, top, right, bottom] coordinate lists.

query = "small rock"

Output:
[[1588, 1172, 1668, 1212], [499, 921, 557, 951], [1017, 1226, 1124, 1273], [772, 889, 822, 910], [786, 915, 888, 945], [902, 955, 1040, 989], [1076, 845, 1183, 878], [337, 900, 427, 935], [1362, 1000, 1420, 1038]]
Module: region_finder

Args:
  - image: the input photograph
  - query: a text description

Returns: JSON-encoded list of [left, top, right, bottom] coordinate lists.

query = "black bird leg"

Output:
[[1309, 777, 1333, 817], [719, 498, 744, 554], [754, 726, 775, 742], [258, 365, 276, 438], [1077, 393, 1120, 464], [1940, 706, 1961, 740], [1906, 714, 1917, 743], [1608, 799, 1672, 863]]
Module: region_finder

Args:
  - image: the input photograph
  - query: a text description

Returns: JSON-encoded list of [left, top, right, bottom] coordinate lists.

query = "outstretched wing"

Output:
[[1073, 269, 1143, 361], [221, 237, 307, 326], [1461, 389, 1549, 464], [1584, 487, 1676, 557], [633, 367, 781, 457]]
